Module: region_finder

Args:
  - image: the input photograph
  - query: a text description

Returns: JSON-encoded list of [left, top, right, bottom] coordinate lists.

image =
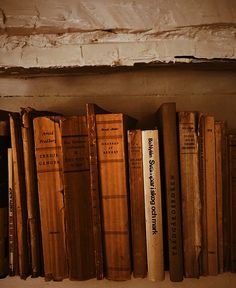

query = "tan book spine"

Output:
[[86, 103, 104, 280], [61, 116, 95, 280], [178, 111, 201, 278], [33, 116, 68, 281], [21, 112, 43, 277], [228, 133, 236, 272], [215, 121, 224, 273], [204, 116, 218, 275], [9, 114, 30, 279], [96, 113, 131, 280], [127, 130, 147, 278], [142, 130, 164, 282]]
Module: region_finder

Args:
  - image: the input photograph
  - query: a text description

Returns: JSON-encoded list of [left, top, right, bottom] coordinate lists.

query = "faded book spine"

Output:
[[127, 130, 147, 278], [215, 121, 224, 273], [33, 116, 68, 281], [178, 112, 201, 278], [86, 103, 104, 280], [96, 113, 131, 281], [142, 130, 164, 282], [204, 116, 218, 275], [228, 133, 236, 272], [21, 112, 43, 277], [9, 114, 30, 279], [61, 116, 95, 280]]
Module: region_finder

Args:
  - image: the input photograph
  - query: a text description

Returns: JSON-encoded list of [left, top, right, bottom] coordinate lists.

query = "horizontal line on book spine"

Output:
[[107, 266, 130, 271], [96, 120, 122, 124], [64, 169, 89, 173], [97, 135, 123, 140], [99, 159, 124, 163], [102, 195, 127, 199], [104, 231, 128, 235], [35, 146, 61, 151], [179, 122, 195, 125], [62, 134, 88, 138], [37, 168, 62, 173], [180, 152, 198, 155]]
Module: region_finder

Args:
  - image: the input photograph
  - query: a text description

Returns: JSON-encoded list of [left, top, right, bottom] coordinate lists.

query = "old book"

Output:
[[178, 111, 201, 278], [8, 148, 18, 276], [142, 130, 164, 282], [0, 115, 10, 278], [33, 116, 68, 281], [215, 121, 225, 273], [21, 108, 46, 277], [156, 103, 183, 282], [9, 113, 30, 279], [85, 103, 107, 280], [127, 130, 147, 278], [228, 133, 236, 272], [61, 116, 95, 280], [201, 115, 218, 276], [96, 112, 135, 280]]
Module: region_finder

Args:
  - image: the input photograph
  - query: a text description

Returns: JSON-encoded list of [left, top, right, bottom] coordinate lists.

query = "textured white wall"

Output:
[[0, 0, 236, 68]]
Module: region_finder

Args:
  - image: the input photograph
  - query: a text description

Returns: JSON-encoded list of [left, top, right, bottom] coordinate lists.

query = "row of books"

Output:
[[0, 103, 235, 282]]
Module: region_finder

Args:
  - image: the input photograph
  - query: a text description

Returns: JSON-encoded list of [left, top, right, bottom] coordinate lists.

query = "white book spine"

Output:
[[142, 130, 164, 281]]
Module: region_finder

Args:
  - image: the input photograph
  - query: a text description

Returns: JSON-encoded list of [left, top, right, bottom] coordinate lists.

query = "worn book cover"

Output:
[[96, 113, 134, 280], [178, 111, 201, 278], [33, 116, 68, 281], [61, 116, 95, 280], [127, 130, 147, 278]]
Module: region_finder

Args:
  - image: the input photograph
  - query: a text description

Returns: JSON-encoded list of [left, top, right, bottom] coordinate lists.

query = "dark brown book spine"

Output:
[[61, 116, 95, 280], [228, 133, 236, 272], [33, 116, 68, 281], [0, 120, 10, 278], [9, 113, 30, 279], [86, 103, 104, 280], [96, 113, 131, 280], [127, 130, 147, 278], [156, 103, 183, 282]]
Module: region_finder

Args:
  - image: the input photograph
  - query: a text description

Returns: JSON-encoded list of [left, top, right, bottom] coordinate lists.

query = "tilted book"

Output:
[[96, 112, 135, 280], [127, 130, 147, 278], [142, 130, 164, 282], [33, 116, 68, 281], [156, 103, 183, 282], [86, 103, 107, 280], [228, 133, 236, 273], [178, 111, 201, 278], [61, 116, 95, 280], [9, 113, 30, 279], [0, 114, 10, 278]]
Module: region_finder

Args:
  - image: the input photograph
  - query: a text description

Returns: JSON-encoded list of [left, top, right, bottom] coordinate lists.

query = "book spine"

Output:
[[142, 130, 164, 281], [9, 114, 30, 279], [215, 121, 224, 273], [21, 114, 43, 277], [228, 134, 236, 272], [96, 114, 131, 280], [127, 130, 147, 278], [61, 116, 95, 280], [8, 148, 17, 276], [156, 103, 183, 282], [86, 104, 104, 280], [178, 112, 201, 278], [204, 116, 218, 275], [33, 116, 68, 281]]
